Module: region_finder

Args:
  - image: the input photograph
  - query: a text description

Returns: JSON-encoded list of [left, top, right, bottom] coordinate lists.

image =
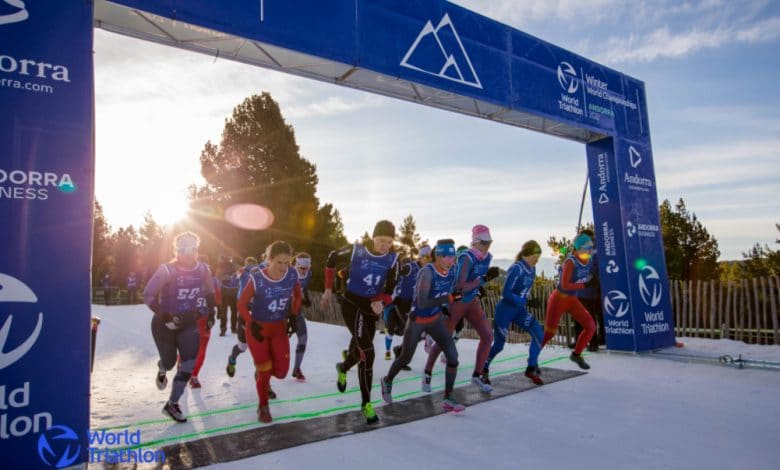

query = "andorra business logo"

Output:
[[0, 0, 28, 25], [603, 289, 629, 318], [0, 273, 43, 370], [557, 61, 578, 94]]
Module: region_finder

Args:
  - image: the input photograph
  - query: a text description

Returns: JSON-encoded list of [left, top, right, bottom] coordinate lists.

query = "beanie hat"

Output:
[[372, 220, 395, 238], [471, 224, 492, 242], [573, 233, 593, 250], [520, 240, 542, 257]]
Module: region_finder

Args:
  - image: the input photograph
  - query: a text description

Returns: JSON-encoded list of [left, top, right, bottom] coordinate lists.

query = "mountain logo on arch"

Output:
[[401, 13, 482, 89], [0, 0, 29, 26]]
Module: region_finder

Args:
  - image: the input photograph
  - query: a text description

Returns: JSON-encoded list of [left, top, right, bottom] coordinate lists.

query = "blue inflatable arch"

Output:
[[0, 1, 674, 466]]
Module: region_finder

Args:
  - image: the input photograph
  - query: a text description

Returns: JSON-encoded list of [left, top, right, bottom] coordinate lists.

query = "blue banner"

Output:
[[588, 137, 675, 351], [0, 1, 94, 468]]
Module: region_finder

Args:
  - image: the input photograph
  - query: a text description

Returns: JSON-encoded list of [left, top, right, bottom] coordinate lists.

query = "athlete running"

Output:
[[237, 241, 302, 423], [289, 252, 313, 381], [320, 220, 400, 424], [381, 239, 465, 412], [542, 233, 597, 369], [386, 245, 432, 366], [482, 240, 545, 386], [143, 232, 217, 423]]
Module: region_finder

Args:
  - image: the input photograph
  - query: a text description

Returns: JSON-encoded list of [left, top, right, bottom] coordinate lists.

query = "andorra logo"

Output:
[[401, 13, 482, 89], [0, 0, 28, 25], [557, 61, 578, 94], [629, 146, 642, 168], [638, 264, 663, 307], [0, 273, 43, 370], [603, 290, 629, 318]]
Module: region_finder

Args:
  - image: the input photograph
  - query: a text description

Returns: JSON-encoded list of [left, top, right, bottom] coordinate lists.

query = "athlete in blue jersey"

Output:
[[320, 220, 400, 424], [289, 252, 313, 381], [425, 225, 500, 393], [143, 232, 217, 423], [385, 245, 432, 363], [381, 239, 466, 412], [483, 240, 546, 386], [542, 233, 596, 369], [237, 241, 302, 423]]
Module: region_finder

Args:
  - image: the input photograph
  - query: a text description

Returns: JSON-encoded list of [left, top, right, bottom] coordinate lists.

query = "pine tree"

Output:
[[740, 223, 780, 277], [396, 214, 424, 259], [192, 92, 346, 288], [92, 200, 113, 287], [659, 198, 720, 281]]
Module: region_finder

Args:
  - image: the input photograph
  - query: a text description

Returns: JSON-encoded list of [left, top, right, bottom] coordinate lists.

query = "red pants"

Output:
[[192, 316, 211, 377], [425, 298, 493, 374], [246, 319, 290, 406], [542, 290, 595, 355]]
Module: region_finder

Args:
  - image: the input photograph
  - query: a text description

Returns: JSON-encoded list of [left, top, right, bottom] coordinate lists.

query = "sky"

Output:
[[85, 303, 780, 469], [93, 0, 780, 261]]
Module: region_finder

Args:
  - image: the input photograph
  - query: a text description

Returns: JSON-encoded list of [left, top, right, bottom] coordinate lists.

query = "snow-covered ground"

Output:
[[90, 304, 780, 469]]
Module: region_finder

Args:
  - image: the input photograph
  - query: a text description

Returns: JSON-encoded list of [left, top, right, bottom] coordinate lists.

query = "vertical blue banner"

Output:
[[587, 137, 675, 351], [0, 1, 94, 468]]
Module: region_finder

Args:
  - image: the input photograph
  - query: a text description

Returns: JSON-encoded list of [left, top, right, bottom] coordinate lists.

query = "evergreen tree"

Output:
[[396, 214, 424, 259], [659, 198, 720, 281], [193, 92, 346, 287], [138, 211, 168, 281], [740, 223, 780, 277], [112, 225, 141, 292], [92, 200, 113, 287]]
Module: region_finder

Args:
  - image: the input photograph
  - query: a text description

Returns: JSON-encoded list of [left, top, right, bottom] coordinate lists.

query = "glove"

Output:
[[441, 306, 450, 317], [164, 313, 183, 330], [206, 313, 216, 329], [484, 266, 500, 282], [250, 321, 264, 342], [477, 286, 486, 299], [302, 296, 312, 308], [286, 315, 297, 337], [149, 301, 162, 315], [526, 297, 541, 309], [450, 289, 463, 303]]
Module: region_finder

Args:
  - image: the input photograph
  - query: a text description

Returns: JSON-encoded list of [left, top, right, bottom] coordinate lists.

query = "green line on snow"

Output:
[[98, 351, 531, 432], [107, 352, 577, 452]]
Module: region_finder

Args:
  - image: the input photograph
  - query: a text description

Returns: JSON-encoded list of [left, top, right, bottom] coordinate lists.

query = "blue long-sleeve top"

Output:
[[499, 259, 535, 309]]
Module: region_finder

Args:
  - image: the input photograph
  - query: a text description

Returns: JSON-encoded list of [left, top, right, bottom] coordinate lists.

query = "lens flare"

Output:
[[224, 203, 274, 230]]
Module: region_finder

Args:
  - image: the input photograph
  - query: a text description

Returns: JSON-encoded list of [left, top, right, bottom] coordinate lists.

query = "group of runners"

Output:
[[143, 220, 598, 425]]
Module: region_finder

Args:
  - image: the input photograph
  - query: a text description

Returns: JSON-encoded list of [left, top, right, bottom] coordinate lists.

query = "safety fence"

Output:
[[305, 276, 780, 347], [670, 276, 780, 345]]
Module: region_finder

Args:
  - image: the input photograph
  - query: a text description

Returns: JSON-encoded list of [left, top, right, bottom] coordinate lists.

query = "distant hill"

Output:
[[492, 257, 558, 279]]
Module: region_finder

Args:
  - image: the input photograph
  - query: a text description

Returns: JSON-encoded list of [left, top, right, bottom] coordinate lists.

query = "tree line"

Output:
[[92, 91, 778, 291]]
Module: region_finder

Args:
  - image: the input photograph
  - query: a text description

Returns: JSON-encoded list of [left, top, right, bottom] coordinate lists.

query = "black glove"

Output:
[[164, 313, 183, 330], [149, 301, 163, 315], [526, 297, 541, 309], [477, 286, 486, 299], [484, 266, 500, 282], [441, 306, 450, 317], [451, 289, 463, 302], [250, 321, 264, 342], [302, 296, 312, 308], [287, 315, 297, 337], [206, 312, 216, 329]]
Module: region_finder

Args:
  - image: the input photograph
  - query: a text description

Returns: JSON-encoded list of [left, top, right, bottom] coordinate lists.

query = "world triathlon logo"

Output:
[[0, 273, 44, 370], [0, 0, 29, 25], [38, 425, 81, 468], [400, 13, 482, 89], [557, 61, 578, 94], [603, 290, 629, 318], [638, 264, 663, 307]]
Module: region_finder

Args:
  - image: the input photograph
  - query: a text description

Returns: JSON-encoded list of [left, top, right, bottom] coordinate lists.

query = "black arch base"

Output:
[[118, 367, 585, 469]]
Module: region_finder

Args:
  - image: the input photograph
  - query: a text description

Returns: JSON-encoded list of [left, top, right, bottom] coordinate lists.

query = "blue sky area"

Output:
[[94, 0, 780, 261]]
